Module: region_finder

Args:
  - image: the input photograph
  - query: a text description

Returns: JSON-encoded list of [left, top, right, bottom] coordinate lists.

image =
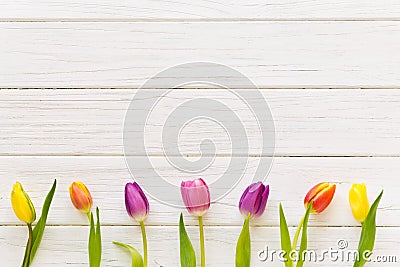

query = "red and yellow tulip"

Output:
[[304, 182, 336, 214]]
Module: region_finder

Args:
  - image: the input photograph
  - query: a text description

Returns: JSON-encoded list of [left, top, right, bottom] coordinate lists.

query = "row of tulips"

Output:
[[11, 179, 382, 267]]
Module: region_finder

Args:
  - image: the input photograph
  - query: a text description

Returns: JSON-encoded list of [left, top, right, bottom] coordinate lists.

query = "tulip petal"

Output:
[[254, 185, 270, 218], [304, 183, 336, 214], [238, 186, 251, 210], [11, 182, 36, 224], [125, 182, 149, 222], [240, 183, 262, 215], [303, 183, 328, 207], [349, 184, 370, 223], [69, 182, 93, 214], [252, 184, 264, 215], [180, 178, 210, 217], [134, 183, 150, 214], [239, 182, 270, 219], [310, 184, 336, 214]]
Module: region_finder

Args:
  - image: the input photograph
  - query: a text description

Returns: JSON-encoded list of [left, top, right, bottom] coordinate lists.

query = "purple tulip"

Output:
[[239, 182, 269, 219], [181, 178, 210, 217], [125, 182, 149, 222]]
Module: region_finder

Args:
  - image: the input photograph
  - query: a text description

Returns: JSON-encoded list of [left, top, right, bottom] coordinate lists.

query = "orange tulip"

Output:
[[304, 182, 336, 214], [69, 182, 93, 214]]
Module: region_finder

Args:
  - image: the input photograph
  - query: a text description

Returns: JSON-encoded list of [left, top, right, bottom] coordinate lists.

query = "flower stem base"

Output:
[[198, 216, 205, 267], [140, 221, 148, 267]]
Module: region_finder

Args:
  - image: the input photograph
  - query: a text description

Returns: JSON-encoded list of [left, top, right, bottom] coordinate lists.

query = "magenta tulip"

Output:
[[239, 182, 269, 219], [181, 178, 210, 217], [125, 182, 149, 222]]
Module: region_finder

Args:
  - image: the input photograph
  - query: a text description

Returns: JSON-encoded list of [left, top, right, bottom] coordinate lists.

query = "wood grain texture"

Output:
[[0, 156, 396, 226], [1, 22, 400, 88], [0, 89, 399, 156], [1, 0, 400, 264], [1, 0, 400, 20], [2, 226, 398, 266]]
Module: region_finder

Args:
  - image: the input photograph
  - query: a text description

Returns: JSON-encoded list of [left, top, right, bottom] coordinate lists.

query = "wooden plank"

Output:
[[2, 226, 398, 266], [0, 89, 399, 156], [0, 156, 396, 226], [1, 22, 400, 88], [1, 0, 400, 20]]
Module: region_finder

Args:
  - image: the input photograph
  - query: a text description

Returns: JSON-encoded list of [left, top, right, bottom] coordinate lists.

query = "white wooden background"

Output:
[[1, 1, 400, 266]]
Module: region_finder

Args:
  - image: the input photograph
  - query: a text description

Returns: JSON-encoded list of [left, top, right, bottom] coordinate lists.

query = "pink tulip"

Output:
[[181, 178, 210, 217]]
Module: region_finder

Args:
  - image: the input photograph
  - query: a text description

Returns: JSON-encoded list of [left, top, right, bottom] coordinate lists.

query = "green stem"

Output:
[[87, 212, 91, 222], [198, 216, 205, 267], [140, 221, 148, 267], [23, 223, 33, 267], [291, 213, 305, 251]]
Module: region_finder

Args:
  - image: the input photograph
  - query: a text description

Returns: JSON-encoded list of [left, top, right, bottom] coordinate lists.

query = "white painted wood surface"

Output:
[[1, 0, 400, 266], [1, 0, 400, 20], [1, 22, 400, 88], [1, 227, 398, 266], [0, 89, 399, 156]]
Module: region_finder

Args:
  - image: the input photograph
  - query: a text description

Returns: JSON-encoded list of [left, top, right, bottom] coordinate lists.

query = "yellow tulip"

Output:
[[349, 183, 370, 223], [11, 182, 36, 224]]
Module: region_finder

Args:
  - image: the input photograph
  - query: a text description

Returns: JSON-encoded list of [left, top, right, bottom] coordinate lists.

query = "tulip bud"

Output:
[[125, 182, 150, 222], [304, 182, 336, 214], [239, 182, 269, 219], [181, 178, 210, 217], [349, 183, 370, 223], [69, 182, 93, 214], [11, 182, 36, 224]]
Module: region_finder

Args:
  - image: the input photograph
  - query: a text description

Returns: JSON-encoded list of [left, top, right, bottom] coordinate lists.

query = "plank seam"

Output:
[[2, 19, 400, 22], [0, 154, 398, 157], [3, 87, 400, 90], [0, 224, 397, 228]]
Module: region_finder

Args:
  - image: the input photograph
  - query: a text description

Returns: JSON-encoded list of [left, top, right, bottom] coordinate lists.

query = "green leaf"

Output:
[[89, 208, 102, 267], [179, 213, 196, 267], [113, 241, 144, 267], [94, 208, 102, 267], [89, 212, 95, 266], [353, 190, 383, 267], [26, 179, 57, 264], [279, 203, 293, 267], [235, 216, 251, 267], [296, 203, 312, 267]]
